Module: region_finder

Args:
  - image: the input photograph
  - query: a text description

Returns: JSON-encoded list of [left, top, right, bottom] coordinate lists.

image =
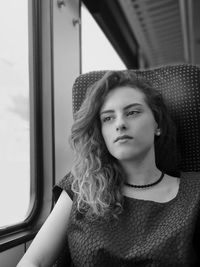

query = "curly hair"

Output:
[[70, 70, 179, 220]]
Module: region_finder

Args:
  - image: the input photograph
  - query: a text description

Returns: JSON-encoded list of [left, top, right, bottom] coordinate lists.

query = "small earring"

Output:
[[155, 129, 161, 136]]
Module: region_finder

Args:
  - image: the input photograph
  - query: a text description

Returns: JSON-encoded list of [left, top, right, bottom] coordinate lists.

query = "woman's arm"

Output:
[[17, 190, 73, 267]]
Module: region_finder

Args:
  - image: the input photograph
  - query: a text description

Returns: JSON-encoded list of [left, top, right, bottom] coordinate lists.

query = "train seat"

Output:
[[53, 63, 200, 266], [72, 63, 200, 173]]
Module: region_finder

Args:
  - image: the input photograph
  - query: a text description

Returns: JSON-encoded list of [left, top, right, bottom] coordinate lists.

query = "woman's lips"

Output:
[[114, 135, 133, 143]]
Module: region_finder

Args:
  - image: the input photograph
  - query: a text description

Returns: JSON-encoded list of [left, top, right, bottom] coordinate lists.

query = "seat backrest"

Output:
[[53, 63, 200, 266], [72, 64, 200, 172]]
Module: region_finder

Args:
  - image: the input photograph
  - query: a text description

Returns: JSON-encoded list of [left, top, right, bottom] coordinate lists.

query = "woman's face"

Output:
[[100, 86, 158, 162]]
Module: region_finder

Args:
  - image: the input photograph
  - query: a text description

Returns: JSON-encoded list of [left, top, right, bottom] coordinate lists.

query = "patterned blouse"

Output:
[[53, 172, 200, 267]]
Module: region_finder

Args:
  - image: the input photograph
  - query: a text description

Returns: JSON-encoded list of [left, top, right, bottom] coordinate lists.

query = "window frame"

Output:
[[0, 0, 55, 251]]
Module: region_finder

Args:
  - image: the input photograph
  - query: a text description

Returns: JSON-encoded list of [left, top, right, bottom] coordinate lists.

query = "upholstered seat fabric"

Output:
[[53, 64, 200, 266], [54, 171, 200, 266], [72, 64, 200, 172]]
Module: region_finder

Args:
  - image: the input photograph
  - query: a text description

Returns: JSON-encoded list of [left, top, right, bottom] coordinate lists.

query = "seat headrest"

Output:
[[72, 64, 200, 172]]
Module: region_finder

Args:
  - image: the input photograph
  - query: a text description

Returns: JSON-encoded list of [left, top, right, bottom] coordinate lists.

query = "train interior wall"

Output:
[[0, 0, 80, 266]]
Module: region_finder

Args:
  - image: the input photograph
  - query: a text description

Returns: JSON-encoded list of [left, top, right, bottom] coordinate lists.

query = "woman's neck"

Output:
[[119, 152, 160, 185]]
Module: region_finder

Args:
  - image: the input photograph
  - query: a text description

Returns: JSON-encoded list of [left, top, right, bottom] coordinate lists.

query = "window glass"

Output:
[[81, 5, 126, 73], [0, 1, 30, 228]]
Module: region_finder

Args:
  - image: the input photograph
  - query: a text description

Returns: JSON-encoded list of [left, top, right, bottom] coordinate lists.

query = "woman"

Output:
[[17, 70, 200, 267]]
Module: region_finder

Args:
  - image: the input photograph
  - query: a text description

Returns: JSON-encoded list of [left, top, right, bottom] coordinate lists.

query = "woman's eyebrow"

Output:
[[124, 103, 143, 110], [100, 103, 143, 115]]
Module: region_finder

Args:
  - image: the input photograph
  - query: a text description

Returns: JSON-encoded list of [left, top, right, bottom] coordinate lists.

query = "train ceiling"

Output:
[[117, 0, 199, 66], [83, 0, 200, 68]]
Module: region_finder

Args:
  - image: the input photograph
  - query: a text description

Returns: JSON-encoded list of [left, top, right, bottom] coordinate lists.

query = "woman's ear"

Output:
[[155, 128, 161, 136]]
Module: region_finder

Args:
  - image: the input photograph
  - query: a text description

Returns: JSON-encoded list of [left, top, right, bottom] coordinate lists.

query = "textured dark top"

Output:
[[53, 172, 200, 267]]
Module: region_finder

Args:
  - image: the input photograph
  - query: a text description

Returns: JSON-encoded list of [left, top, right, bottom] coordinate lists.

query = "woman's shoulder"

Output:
[[53, 172, 74, 202], [163, 172, 200, 203], [57, 172, 74, 187]]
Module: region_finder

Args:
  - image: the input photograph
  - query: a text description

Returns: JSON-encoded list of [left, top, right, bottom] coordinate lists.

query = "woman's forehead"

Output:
[[101, 86, 146, 111]]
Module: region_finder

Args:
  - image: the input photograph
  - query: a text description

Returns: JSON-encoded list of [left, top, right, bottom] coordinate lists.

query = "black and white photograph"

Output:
[[0, 0, 200, 266]]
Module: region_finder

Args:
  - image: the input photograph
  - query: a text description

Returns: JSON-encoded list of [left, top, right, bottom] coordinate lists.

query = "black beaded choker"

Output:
[[124, 172, 165, 189]]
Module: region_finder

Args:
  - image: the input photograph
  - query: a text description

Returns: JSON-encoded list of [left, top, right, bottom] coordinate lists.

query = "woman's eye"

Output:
[[102, 116, 112, 123], [127, 110, 140, 116]]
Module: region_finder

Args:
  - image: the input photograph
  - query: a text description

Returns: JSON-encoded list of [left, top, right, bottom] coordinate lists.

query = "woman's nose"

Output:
[[116, 123, 127, 131], [116, 117, 127, 131]]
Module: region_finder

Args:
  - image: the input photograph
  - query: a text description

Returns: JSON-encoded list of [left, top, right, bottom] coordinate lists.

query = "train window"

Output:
[[0, 1, 30, 228], [81, 4, 126, 73]]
